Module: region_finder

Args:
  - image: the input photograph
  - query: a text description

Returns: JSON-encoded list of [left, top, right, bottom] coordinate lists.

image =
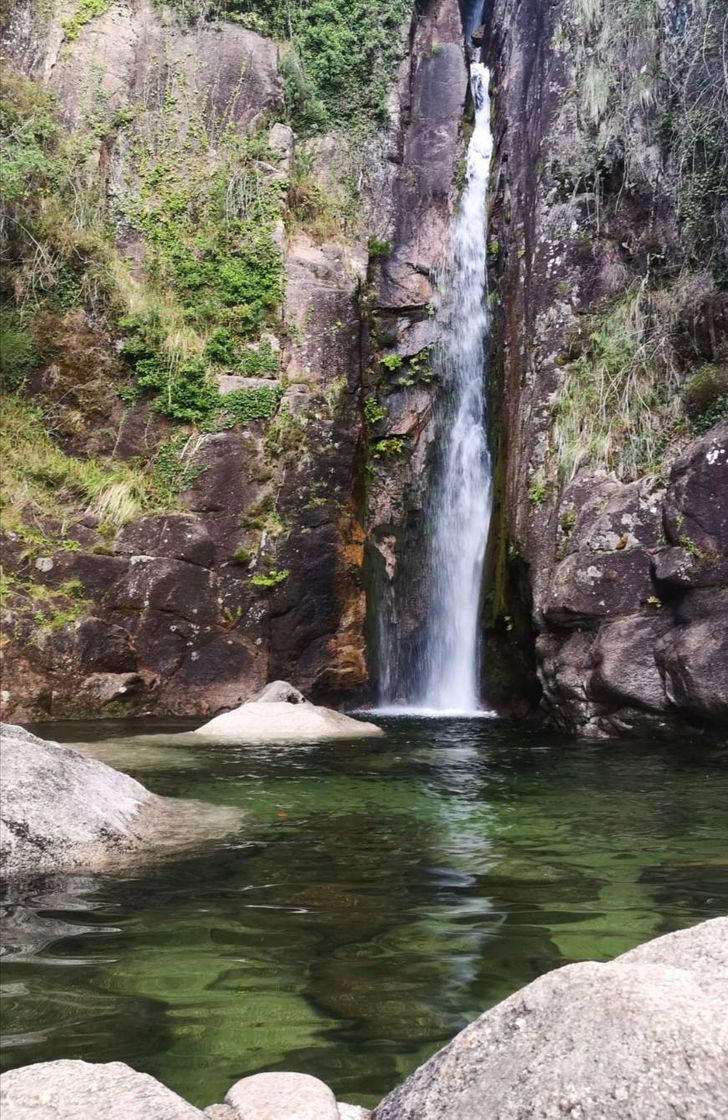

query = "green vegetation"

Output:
[[542, 2, 728, 485], [393, 348, 433, 388], [116, 97, 286, 420], [62, 0, 112, 41], [2, 577, 91, 637], [363, 397, 386, 426], [0, 396, 207, 551], [219, 604, 243, 628], [0, 69, 110, 332], [250, 567, 289, 588], [32, 579, 89, 633], [371, 436, 405, 459], [682, 364, 728, 434], [148, 435, 205, 507], [367, 236, 391, 258], [692, 395, 728, 435], [288, 147, 359, 241], [237, 340, 280, 378], [0, 59, 290, 435], [252, 1, 410, 135], [528, 469, 549, 505], [218, 385, 285, 425], [160, 0, 409, 134], [0, 308, 37, 391], [265, 406, 309, 458]]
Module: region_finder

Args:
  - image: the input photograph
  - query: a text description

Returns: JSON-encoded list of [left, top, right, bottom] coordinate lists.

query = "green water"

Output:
[[1, 717, 727, 1108]]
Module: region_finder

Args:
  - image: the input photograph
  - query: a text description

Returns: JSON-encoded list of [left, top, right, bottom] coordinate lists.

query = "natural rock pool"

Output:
[[1, 718, 727, 1109]]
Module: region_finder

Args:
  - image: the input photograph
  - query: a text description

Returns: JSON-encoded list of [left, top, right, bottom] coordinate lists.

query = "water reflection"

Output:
[[2, 718, 727, 1107]]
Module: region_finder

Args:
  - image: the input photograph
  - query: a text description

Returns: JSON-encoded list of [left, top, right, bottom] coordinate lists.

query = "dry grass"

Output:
[[553, 280, 695, 481], [110, 258, 206, 366], [0, 395, 148, 535]]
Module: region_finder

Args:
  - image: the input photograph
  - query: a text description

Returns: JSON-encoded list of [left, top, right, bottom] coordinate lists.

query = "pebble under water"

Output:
[[1, 717, 727, 1108]]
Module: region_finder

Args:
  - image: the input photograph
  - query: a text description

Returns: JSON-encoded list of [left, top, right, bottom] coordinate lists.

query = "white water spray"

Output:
[[380, 63, 494, 714]]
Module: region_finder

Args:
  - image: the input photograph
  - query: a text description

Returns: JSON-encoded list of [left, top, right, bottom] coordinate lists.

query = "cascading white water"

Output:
[[417, 62, 493, 711], [380, 62, 493, 714]]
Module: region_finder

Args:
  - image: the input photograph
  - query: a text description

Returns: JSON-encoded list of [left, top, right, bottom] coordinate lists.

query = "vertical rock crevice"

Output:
[[363, 0, 472, 701]]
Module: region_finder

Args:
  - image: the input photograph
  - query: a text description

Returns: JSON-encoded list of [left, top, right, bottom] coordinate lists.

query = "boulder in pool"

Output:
[[0, 723, 242, 880], [373, 916, 728, 1120], [194, 681, 383, 741], [0, 1059, 203, 1119]]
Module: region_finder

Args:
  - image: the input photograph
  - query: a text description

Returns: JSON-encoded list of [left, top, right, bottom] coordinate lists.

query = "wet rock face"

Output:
[[364, 0, 468, 693]]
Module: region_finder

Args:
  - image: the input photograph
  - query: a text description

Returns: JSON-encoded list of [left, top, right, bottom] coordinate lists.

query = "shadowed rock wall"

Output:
[[484, 0, 728, 734]]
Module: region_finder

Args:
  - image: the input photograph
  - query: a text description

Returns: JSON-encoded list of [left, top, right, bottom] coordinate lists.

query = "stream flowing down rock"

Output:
[[0, 1059, 204, 1120], [193, 681, 383, 741], [372, 917, 728, 1120], [0, 724, 243, 880]]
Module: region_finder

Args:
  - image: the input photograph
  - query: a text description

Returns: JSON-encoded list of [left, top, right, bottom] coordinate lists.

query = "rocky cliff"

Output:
[[0, 0, 405, 718], [483, 0, 728, 735], [1, 0, 726, 735], [0, 0, 464, 721]]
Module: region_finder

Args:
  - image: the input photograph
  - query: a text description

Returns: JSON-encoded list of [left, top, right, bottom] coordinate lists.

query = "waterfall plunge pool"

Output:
[[2, 717, 727, 1108]]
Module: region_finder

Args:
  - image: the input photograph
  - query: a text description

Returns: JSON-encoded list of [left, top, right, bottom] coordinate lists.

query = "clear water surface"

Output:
[[1, 717, 727, 1108]]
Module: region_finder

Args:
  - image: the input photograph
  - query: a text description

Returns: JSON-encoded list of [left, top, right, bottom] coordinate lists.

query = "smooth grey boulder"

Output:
[[373, 917, 728, 1120], [225, 1071, 339, 1120], [0, 1059, 203, 1119], [0, 724, 242, 880], [194, 681, 383, 741], [256, 680, 308, 704]]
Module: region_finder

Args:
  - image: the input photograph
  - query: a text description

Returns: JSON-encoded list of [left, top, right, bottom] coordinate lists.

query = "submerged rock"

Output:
[[0, 724, 243, 880], [0, 1059, 203, 1119], [373, 917, 728, 1120], [194, 681, 383, 741]]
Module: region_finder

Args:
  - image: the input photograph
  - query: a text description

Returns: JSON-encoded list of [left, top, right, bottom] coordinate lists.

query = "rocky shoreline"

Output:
[[1, 918, 726, 1119]]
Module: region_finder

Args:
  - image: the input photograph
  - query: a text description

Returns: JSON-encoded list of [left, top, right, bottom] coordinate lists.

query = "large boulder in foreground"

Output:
[[0, 1059, 203, 1119], [194, 681, 383, 741], [224, 1070, 339, 1119], [373, 917, 728, 1120], [0, 724, 242, 880]]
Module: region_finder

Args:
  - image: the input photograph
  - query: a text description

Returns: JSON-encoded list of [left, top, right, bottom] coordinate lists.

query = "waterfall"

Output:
[[381, 62, 494, 714]]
